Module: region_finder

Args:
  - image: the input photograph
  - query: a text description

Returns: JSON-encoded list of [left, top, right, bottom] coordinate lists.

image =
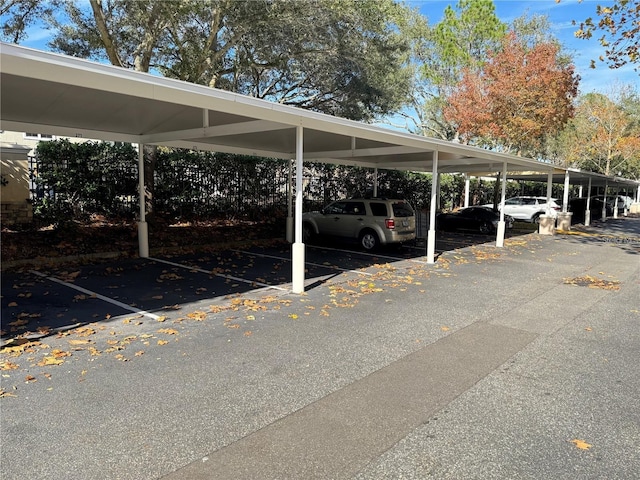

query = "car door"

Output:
[[500, 197, 524, 219], [315, 201, 348, 236], [337, 201, 367, 239]]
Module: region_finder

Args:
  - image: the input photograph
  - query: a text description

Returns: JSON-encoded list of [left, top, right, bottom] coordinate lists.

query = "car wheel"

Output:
[[359, 230, 379, 251], [302, 223, 314, 243], [479, 222, 492, 234], [532, 213, 541, 224]]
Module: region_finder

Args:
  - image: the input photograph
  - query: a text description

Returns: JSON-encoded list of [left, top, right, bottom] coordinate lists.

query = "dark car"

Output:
[[437, 206, 514, 234], [568, 197, 612, 223]]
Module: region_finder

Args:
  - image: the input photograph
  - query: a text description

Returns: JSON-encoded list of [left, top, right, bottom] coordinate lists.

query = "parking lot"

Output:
[[1, 227, 537, 343], [2, 217, 638, 480]]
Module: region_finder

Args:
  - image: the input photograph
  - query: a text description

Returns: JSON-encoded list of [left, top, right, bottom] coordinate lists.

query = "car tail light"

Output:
[[385, 218, 395, 229]]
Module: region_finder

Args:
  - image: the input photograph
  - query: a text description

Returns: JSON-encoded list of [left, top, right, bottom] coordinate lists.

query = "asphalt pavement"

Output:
[[1, 216, 639, 479]]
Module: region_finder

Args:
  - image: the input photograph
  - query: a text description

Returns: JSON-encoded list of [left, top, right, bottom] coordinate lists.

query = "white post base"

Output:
[[427, 229, 436, 264], [291, 242, 305, 294], [496, 221, 506, 248], [286, 216, 294, 243], [138, 221, 149, 258], [584, 210, 590, 227]]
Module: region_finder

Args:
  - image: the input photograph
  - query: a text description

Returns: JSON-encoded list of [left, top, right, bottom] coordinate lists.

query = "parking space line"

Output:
[[29, 270, 162, 320], [231, 249, 374, 276], [149, 257, 289, 292], [306, 245, 429, 264]]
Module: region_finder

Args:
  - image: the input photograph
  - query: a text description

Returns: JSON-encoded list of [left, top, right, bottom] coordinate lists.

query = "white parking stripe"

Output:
[[30, 270, 162, 320], [149, 257, 289, 292], [231, 249, 373, 276]]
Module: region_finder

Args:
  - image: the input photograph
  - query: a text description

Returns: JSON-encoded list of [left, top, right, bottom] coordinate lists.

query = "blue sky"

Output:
[[15, 0, 638, 95], [411, 0, 638, 95]]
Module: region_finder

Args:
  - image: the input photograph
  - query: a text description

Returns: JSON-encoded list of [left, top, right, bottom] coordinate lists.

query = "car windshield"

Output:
[[392, 202, 414, 217]]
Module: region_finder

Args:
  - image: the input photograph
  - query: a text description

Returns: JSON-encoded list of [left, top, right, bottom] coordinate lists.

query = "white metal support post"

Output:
[[427, 151, 439, 264], [602, 181, 608, 220], [137, 144, 149, 258], [373, 167, 378, 197], [562, 170, 570, 213], [286, 159, 293, 242], [613, 185, 620, 218], [291, 126, 305, 294], [546, 170, 553, 207], [496, 162, 507, 248], [585, 177, 592, 226], [464, 174, 470, 208]]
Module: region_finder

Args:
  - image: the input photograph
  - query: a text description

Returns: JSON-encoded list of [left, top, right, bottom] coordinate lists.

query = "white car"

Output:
[[482, 196, 561, 223]]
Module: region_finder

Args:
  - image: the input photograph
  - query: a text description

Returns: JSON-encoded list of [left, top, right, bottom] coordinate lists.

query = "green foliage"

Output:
[[32, 140, 138, 226]]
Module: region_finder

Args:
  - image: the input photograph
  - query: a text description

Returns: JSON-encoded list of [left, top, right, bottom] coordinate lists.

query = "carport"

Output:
[[505, 168, 640, 227], [1, 43, 635, 293]]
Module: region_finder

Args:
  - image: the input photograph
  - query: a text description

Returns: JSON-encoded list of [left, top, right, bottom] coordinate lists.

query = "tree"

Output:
[[558, 89, 640, 178], [393, 0, 506, 139], [443, 32, 579, 156], [2, 0, 416, 218], [573, 0, 640, 72]]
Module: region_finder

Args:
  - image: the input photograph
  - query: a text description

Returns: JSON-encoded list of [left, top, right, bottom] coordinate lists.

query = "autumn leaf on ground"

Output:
[[37, 356, 65, 366], [571, 439, 592, 450], [1, 361, 20, 371], [158, 328, 179, 335], [73, 327, 96, 337], [187, 311, 207, 321], [0, 388, 17, 398], [157, 340, 169, 346], [441, 326, 450, 332], [25, 375, 37, 383], [8, 318, 30, 327], [564, 275, 620, 290]]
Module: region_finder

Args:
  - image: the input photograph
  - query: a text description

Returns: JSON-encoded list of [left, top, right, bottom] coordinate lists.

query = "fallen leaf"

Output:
[[0, 388, 17, 398], [157, 340, 169, 346], [37, 356, 65, 366], [158, 328, 179, 335], [571, 439, 592, 450], [25, 375, 37, 383], [8, 318, 31, 327], [0, 361, 19, 371]]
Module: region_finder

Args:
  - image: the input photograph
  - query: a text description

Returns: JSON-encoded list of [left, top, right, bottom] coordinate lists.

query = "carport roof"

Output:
[[1, 42, 639, 192], [506, 168, 639, 189], [0, 43, 557, 175]]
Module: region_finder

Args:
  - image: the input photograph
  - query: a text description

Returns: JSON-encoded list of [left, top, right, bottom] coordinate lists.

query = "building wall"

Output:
[[0, 130, 90, 226], [1, 143, 33, 226]]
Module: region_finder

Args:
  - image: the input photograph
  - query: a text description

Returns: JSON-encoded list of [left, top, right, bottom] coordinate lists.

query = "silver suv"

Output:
[[302, 198, 416, 250]]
